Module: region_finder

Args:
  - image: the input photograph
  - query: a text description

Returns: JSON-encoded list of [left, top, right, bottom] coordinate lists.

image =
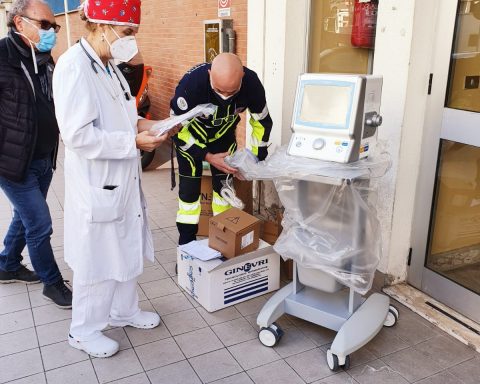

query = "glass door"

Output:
[[409, 0, 480, 323], [307, 0, 377, 74], [427, 141, 480, 294]]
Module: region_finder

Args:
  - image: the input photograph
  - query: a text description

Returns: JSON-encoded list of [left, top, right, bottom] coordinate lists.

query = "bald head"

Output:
[[209, 53, 244, 97]]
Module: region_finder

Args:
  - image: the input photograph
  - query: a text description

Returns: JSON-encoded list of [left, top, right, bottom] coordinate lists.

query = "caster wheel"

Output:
[[326, 349, 339, 371], [258, 323, 283, 347], [344, 355, 351, 370], [383, 305, 399, 327], [175, 263, 178, 275]]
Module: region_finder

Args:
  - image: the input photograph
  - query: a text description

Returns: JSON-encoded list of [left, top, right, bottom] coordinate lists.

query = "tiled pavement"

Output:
[[0, 148, 479, 384]]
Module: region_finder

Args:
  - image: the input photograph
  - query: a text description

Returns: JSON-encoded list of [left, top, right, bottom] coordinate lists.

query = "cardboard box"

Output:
[[198, 172, 253, 236], [198, 175, 213, 236], [209, 207, 261, 259], [281, 259, 294, 281], [177, 240, 280, 312], [260, 213, 283, 245]]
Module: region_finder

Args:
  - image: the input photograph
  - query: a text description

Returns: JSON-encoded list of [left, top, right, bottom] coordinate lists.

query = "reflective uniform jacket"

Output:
[[170, 63, 272, 162]]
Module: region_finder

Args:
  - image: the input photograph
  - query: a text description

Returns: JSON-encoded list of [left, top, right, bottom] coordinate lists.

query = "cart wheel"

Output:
[[383, 305, 399, 327], [258, 323, 283, 347], [344, 355, 351, 370], [326, 349, 339, 371], [175, 263, 178, 275]]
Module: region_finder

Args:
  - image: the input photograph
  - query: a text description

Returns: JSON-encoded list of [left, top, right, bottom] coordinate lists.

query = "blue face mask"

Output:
[[21, 17, 57, 52], [36, 28, 57, 52]]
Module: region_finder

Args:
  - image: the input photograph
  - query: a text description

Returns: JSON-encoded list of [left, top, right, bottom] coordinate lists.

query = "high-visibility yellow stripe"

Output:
[[176, 214, 201, 224], [178, 127, 206, 151], [251, 104, 269, 121], [178, 198, 201, 211], [193, 119, 208, 136], [211, 105, 235, 141], [177, 198, 201, 224], [212, 191, 231, 215], [216, 115, 238, 138], [177, 127, 193, 145], [190, 120, 208, 142], [249, 117, 266, 157], [228, 142, 237, 155], [179, 135, 196, 151], [177, 148, 196, 176], [208, 117, 238, 143]]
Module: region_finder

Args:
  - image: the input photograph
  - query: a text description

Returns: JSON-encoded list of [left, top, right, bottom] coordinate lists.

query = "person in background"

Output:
[[53, 0, 177, 358], [171, 53, 273, 245], [0, 0, 72, 308]]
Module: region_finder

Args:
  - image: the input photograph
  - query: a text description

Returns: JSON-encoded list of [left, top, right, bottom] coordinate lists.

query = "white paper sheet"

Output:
[[180, 239, 222, 261]]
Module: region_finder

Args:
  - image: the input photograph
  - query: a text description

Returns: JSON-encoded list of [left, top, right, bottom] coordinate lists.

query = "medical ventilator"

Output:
[[288, 73, 383, 163], [228, 73, 398, 371]]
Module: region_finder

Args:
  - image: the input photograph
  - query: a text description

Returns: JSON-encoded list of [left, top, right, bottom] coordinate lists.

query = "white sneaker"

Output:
[[109, 311, 161, 329], [68, 333, 119, 358]]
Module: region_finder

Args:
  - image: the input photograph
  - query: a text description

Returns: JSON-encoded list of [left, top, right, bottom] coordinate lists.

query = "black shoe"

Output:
[[0, 265, 40, 284], [43, 280, 72, 309]]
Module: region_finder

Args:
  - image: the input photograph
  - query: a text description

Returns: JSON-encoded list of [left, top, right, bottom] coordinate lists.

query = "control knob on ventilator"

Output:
[[366, 113, 383, 127], [312, 138, 326, 150]]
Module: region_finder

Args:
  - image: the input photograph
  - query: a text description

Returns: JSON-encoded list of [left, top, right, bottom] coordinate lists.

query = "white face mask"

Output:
[[210, 78, 241, 101], [103, 27, 138, 62], [215, 91, 233, 101]]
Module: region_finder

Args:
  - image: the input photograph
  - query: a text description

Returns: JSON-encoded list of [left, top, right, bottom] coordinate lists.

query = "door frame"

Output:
[[408, 0, 480, 322]]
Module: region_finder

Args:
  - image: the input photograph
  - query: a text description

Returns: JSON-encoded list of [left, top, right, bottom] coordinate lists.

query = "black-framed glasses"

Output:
[[23, 16, 61, 33], [211, 115, 237, 127]]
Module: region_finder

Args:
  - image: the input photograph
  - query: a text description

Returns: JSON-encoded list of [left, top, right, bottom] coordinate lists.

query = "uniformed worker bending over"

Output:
[[171, 53, 273, 245]]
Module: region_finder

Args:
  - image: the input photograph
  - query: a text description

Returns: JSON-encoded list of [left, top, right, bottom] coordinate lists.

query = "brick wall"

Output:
[[52, 0, 248, 122], [139, 0, 248, 120]]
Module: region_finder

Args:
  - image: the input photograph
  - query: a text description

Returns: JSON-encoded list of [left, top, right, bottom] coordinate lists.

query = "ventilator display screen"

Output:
[[299, 84, 353, 128]]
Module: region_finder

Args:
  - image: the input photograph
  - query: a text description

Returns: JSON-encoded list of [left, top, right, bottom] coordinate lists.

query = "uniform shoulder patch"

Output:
[[177, 97, 188, 111], [186, 63, 208, 74]]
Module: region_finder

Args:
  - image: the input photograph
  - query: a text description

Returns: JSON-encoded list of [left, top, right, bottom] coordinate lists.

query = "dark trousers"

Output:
[[0, 157, 62, 286], [176, 138, 237, 245]]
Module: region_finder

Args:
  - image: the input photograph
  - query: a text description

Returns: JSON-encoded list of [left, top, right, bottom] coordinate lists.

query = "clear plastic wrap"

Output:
[[226, 146, 391, 181], [150, 103, 216, 137], [226, 146, 391, 294]]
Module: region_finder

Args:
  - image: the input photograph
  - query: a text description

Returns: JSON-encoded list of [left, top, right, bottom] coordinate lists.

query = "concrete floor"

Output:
[[0, 147, 479, 384]]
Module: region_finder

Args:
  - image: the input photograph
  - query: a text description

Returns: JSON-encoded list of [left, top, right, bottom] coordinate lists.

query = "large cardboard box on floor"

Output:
[[177, 240, 280, 312], [198, 171, 253, 236], [209, 207, 261, 259]]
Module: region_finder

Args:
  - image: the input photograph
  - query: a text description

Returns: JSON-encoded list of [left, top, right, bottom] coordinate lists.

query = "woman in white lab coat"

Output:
[[53, 0, 174, 358]]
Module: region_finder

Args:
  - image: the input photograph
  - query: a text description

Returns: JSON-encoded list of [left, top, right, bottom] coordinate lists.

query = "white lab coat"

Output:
[[53, 38, 154, 285]]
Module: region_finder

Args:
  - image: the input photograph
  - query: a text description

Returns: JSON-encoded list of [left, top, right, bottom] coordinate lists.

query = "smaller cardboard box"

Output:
[[198, 172, 253, 236], [209, 208, 261, 259], [177, 240, 280, 312]]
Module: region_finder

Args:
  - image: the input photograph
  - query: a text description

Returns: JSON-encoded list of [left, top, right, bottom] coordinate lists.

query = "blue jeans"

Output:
[[0, 157, 62, 286]]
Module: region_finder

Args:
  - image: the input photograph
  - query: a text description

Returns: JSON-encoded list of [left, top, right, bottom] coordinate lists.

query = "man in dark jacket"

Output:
[[0, 0, 71, 308]]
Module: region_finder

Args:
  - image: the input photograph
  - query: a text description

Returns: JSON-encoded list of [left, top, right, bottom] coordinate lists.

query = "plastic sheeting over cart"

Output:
[[226, 146, 391, 294]]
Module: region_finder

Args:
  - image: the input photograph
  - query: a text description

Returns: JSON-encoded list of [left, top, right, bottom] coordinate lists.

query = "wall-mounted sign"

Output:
[[204, 19, 234, 62], [204, 20, 221, 63], [218, 0, 231, 17]]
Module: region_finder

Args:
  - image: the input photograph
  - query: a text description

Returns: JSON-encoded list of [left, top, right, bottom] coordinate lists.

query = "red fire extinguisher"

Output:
[[351, 0, 379, 49]]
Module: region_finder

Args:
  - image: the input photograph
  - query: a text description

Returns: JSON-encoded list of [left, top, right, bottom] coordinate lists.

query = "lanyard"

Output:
[[79, 40, 136, 132], [79, 39, 131, 102]]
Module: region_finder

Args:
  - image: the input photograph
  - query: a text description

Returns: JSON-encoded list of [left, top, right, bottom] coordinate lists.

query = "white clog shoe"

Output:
[[68, 333, 119, 358], [109, 311, 161, 329]]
